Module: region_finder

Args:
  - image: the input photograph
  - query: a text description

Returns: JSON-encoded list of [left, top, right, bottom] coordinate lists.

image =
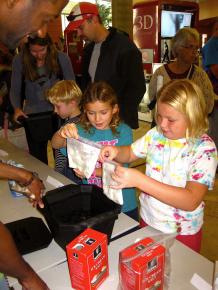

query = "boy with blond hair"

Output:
[[47, 80, 82, 182]]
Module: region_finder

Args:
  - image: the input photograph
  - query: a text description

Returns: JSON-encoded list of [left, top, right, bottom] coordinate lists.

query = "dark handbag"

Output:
[[18, 111, 59, 142], [5, 217, 52, 255]]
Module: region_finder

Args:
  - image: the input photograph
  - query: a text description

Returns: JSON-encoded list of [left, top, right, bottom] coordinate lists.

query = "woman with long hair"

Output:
[[10, 34, 75, 163]]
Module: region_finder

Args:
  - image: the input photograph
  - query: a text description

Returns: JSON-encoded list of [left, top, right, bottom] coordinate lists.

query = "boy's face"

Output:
[[54, 101, 75, 119]]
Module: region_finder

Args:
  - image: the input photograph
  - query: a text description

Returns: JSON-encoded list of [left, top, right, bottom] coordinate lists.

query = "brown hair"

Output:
[[80, 81, 120, 135], [22, 34, 61, 81]]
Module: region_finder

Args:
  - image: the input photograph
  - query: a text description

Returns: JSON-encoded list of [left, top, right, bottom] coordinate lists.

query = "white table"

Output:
[[0, 139, 139, 285], [11, 227, 214, 290], [1, 139, 213, 290]]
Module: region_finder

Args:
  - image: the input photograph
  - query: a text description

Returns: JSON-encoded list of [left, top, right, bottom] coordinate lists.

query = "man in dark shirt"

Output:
[[67, 2, 146, 129], [0, 1, 69, 289]]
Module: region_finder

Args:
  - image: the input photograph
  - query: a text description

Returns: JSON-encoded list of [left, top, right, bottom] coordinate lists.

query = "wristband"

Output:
[[19, 172, 38, 187]]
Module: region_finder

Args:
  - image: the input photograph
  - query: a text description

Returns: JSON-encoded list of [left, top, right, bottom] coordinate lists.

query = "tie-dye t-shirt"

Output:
[[131, 127, 217, 235]]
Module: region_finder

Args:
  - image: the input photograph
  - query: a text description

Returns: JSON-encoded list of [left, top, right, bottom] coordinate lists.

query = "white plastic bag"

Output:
[[102, 160, 123, 205], [67, 137, 101, 179]]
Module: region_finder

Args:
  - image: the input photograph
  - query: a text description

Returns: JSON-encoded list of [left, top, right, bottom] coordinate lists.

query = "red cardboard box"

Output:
[[66, 228, 109, 290], [119, 237, 165, 290]]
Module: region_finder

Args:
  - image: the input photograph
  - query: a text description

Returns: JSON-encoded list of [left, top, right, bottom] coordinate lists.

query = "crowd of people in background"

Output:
[[0, 1, 218, 289]]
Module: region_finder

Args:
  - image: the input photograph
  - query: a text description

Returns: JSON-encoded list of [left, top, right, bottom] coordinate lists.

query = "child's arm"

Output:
[[100, 145, 138, 164], [51, 130, 66, 149], [74, 168, 102, 179], [111, 165, 208, 212], [51, 123, 79, 149]]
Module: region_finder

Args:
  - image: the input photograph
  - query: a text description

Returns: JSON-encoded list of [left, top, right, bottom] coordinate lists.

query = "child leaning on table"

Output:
[[47, 80, 82, 183], [51, 81, 139, 221], [99, 79, 218, 253]]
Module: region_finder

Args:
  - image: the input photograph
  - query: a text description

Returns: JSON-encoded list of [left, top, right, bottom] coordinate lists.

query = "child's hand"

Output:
[[110, 165, 138, 189], [58, 123, 79, 139], [73, 168, 85, 179], [99, 146, 118, 162]]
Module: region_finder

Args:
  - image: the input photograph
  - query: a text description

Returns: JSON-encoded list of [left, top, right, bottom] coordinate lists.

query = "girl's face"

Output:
[[85, 100, 118, 130], [157, 101, 188, 140]]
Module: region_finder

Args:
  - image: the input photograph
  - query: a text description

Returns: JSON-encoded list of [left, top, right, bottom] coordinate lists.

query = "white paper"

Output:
[[102, 161, 123, 205], [190, 273, 212, 290], [46, 175, 64, 188], [67, 137, 101, 179]]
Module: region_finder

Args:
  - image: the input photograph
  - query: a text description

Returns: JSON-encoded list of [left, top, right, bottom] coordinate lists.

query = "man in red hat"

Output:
[[67, 2, 145, 129]]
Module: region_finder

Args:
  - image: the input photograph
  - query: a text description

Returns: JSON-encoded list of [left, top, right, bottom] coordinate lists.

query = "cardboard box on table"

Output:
[[119, 237, 165, 290], [66, 228, 109, 290]]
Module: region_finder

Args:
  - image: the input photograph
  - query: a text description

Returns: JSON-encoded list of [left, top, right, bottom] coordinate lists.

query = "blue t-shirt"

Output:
[[61, 122, 137, 213], [202, 37, 218, 69]]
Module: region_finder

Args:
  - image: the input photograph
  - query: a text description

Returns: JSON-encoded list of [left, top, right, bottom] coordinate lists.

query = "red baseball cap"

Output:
[[67, 2, 99, 30]]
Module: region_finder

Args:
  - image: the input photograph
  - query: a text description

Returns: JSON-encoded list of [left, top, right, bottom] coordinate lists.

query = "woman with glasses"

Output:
[[10, 34, 75, 163], [148, 28, 215, 123]]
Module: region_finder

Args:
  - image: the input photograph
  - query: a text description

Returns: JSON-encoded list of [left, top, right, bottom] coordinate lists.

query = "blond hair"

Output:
[[47, 80, 82, 105], [155, 79, 208, 138]]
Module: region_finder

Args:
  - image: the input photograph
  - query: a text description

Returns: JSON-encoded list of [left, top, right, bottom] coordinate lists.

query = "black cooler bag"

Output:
[[18, 111, 59, 142], [5, 217, 52, 255], [38, 184, 121, 249]]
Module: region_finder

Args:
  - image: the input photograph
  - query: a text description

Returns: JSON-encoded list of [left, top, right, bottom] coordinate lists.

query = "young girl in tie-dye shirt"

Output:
[[100, 79, 218, 252]]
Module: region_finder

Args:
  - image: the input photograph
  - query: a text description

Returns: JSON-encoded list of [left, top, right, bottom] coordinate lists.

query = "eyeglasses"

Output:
[[181, 45, 200, 53]]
